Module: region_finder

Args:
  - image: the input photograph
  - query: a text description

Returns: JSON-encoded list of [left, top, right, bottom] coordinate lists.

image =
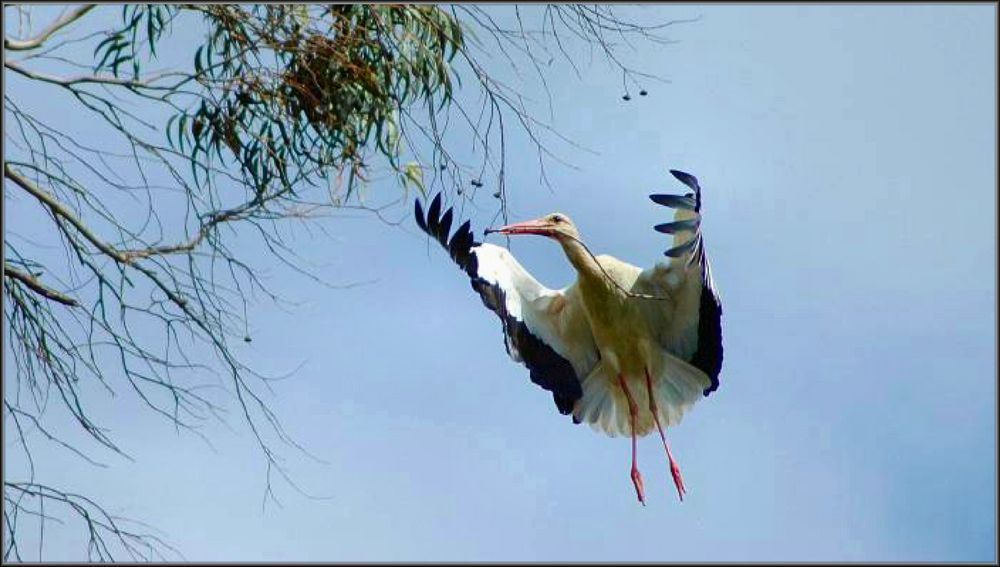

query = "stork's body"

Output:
[[567, 252, 685, 502], [575, 256, 655, 375], [416, 170, 723, 505]]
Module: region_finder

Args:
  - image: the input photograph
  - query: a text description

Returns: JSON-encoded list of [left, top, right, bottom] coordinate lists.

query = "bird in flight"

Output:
[[415, 169, 723, 505]]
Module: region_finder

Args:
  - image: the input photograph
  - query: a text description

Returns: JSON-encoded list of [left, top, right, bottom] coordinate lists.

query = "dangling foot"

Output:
[[631, 464, 646, 506], [668, 454, 686, 501], [645, 368, 687, 502], [617, 374, 645, 506]]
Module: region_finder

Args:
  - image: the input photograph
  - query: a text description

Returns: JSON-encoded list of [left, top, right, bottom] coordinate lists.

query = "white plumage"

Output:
[[416, 169, 723, 504]]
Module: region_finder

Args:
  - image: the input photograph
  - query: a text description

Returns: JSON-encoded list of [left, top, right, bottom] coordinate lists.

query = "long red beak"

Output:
[[488, 218, 554, 236]]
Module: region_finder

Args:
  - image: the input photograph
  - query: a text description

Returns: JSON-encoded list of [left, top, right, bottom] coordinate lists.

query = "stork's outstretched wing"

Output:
[[633, 169, 724, 396], [416, 195, 599, 416]]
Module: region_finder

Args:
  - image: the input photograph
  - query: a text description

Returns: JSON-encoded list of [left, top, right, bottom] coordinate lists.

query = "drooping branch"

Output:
[[3, 481, 183, 561]]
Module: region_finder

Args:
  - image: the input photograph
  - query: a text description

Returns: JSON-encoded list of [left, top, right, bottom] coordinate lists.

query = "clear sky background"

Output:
[[4, 4, 996, 562]]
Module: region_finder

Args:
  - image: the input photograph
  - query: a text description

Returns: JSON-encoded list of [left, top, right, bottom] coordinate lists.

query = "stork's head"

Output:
[[488, 212, 580, 242]]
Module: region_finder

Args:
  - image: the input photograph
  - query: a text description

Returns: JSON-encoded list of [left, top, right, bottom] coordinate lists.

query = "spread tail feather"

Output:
[[572, 352, 710, 437]]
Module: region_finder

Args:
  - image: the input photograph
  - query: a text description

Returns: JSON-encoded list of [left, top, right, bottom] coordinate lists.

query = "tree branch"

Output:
[[4, 163, 132, 264], [3, 265, 79, 307], [4, 5, 96, 51], [4, 59, 180, 91]]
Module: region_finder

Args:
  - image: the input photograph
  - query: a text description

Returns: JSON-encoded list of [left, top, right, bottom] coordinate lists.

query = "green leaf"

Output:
[[147, 11, 156, 57], [95, 36, 125, 71], [109, 55, 132, 77], [177, 114, 188, 151], [93, 32, 120, 59], [194, 45, 204, 76], [205, 42, 214, 79], [165, 114, 176, 147], [403, 161, 426, 197]]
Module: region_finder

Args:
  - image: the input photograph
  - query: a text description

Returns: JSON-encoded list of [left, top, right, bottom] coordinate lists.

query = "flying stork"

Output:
[[414, 169, 723, 505]]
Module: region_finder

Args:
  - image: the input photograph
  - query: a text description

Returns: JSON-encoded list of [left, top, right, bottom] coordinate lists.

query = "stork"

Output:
[[415, 169, 723, 505]]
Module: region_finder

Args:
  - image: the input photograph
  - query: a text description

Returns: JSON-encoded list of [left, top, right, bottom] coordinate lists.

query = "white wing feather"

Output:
[[472, 243, 599, 379]]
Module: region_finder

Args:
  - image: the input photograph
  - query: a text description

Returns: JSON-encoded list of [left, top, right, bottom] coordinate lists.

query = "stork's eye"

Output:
[[551, 214, 565, 223]]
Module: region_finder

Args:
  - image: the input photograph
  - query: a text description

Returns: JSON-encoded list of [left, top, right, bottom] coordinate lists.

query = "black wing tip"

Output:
[[669, 169, 700, 190], [438, 208, 454, 247], [653, 222, 673, 234], [654, 218, 700, 235], [702, 381, 720, 397], [415, 192, 447, 239], [416, 193, 479, 273], [553, 392, 576, 415], [664, 235, 699, 258], [668, 169, 703, 212], [649, 193, 697, 210], [414, 199, 427, 230]]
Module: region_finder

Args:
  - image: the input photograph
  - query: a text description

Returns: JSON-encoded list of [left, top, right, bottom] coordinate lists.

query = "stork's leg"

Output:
[[645, 368, 687, 502], [617, 374, 645, 506]]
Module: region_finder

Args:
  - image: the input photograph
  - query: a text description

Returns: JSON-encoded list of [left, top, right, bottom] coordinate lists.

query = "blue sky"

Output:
[[4, 4, 996, 562]]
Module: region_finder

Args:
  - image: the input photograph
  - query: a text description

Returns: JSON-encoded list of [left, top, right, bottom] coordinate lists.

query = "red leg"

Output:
[[617, 374, 645, 506], [645, 368, 687, 502]]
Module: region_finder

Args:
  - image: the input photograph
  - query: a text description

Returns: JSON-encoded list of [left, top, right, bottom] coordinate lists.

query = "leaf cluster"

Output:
[[164, 5, 464, 200]]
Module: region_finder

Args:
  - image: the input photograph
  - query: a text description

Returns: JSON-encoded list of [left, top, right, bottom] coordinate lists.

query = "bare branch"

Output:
[[3, 265, 79, 307], [4, 481, 183, 561], [4, 59, 179, 91], [5, 163, 132, 264]]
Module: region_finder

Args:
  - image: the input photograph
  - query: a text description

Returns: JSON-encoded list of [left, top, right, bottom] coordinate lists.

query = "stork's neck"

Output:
[[557, 234, 604, 283]]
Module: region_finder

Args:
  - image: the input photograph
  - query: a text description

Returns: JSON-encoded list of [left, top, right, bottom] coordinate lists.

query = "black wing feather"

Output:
[[448, 220, 474, 267], [654, 218, 700, 234], [649, 193, 696, 210], [664, 235, 699, 258], [426, 194, 442, 237], [691, 281, 723, 396], [669, 169, 701, 192], [414, 199, 428, 232], [437, 209, 453, 248]]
